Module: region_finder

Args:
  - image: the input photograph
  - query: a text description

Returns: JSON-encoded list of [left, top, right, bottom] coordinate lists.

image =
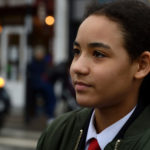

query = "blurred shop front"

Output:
[[0, 0, 55, 149], [0, 0, 54, 111]]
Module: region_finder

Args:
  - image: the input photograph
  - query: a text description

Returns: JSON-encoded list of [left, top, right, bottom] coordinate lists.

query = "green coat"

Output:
[[36, 106, 150, 150]]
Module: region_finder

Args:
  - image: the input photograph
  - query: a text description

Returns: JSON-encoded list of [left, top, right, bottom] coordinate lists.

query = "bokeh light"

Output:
[[0, 77, 5, 88], [45, 16, 55, 26]]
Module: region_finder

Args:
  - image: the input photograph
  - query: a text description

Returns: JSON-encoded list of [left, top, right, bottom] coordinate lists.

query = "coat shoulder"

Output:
[[48, 108, 91, 129], [36, 108, 92, 150]]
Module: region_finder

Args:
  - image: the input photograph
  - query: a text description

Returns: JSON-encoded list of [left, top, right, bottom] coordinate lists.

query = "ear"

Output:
[[134, 51, 150, 79]]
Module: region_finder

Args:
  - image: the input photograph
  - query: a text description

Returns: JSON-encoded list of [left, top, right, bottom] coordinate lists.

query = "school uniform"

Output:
[[85, 108, 135, 150], [36, 103, 150, 150]]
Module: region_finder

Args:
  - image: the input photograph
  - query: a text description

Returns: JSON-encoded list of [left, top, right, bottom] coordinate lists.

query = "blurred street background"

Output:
[[0, 0, 149, 149]]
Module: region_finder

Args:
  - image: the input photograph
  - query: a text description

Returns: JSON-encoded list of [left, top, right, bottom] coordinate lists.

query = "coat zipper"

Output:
[[74, 129, 83, 150], [114, 139, 121, 150]]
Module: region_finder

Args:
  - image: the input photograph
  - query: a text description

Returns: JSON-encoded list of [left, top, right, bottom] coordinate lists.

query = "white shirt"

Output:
[[85, 107, 135, 150]]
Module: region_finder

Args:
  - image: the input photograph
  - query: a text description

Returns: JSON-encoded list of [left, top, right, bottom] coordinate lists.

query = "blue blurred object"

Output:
[[25, 48, 56, 123]]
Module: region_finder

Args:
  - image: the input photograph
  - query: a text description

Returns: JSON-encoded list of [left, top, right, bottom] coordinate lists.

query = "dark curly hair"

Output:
[[84, 0, 150, 104]]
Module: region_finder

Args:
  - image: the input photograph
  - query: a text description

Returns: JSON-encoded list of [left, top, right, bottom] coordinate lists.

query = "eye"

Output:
[[93, 50, 105, 58], [73, 48, 80, 56]]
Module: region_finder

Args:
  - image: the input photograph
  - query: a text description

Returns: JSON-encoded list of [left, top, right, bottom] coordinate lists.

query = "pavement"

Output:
[[0, 108, 47, 150]]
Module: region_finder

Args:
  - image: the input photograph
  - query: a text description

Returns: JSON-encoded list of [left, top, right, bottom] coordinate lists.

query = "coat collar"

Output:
[[75, 103, 150, 149]]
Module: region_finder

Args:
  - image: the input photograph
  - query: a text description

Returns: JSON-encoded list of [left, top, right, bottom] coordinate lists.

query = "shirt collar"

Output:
[[86, 107, 136, 150]]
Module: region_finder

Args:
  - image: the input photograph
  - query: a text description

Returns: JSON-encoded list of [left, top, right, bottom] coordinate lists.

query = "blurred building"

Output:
[[0, 0, 54, 109]]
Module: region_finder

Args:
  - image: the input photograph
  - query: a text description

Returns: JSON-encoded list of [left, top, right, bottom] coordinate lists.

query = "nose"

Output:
[[70, 55, 89, 76]]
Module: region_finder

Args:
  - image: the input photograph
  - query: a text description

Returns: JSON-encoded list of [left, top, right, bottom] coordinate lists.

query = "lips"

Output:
[[74, 81, 91, 91]]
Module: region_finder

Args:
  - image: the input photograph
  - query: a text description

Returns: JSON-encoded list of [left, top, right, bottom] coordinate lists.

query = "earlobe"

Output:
[[134, 51, 150, 79]]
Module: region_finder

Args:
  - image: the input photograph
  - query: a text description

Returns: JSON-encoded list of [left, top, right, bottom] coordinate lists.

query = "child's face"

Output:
[[70, 15, 138, 109]]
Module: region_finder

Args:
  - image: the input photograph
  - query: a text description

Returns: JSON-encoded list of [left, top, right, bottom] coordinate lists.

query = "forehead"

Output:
[[80, 15, 122, 36], [75, 15, 125, 50]]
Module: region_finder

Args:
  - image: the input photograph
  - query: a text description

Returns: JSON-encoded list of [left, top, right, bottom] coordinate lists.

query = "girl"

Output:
[[37, 1, 150, 150]]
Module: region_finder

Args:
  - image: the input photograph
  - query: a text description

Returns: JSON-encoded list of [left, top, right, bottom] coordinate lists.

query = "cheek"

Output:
[[93, 67, 114, 82], [93, 63, 132, 93]]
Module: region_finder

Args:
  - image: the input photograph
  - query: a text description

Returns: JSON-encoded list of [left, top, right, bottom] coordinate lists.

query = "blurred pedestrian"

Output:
[[26, 45, 56, 123]]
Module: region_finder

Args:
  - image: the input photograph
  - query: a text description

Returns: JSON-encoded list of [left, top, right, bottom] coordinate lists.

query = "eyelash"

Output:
[[93, 50, 105, 58], [73, 48, 80, 56], [72, 48, 106, 58]]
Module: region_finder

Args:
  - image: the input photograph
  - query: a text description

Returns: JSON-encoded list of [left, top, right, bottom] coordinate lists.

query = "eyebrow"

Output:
[[88, 42, 111, 50], [73, 41, 111, 50]]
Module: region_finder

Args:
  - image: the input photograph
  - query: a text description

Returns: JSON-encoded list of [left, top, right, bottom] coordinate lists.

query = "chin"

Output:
[[76, 95, 110, 109], [76, 97, 97, 108]]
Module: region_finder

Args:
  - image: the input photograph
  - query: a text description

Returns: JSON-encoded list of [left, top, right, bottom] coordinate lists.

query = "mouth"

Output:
[[74, 81, 92, 91]]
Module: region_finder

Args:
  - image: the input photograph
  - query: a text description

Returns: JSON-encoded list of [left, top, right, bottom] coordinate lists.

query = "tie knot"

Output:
[[88, 138, 101, 150]]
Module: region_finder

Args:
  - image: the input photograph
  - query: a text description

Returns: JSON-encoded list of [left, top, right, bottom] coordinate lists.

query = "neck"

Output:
[[94, 100, 137, 133]]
